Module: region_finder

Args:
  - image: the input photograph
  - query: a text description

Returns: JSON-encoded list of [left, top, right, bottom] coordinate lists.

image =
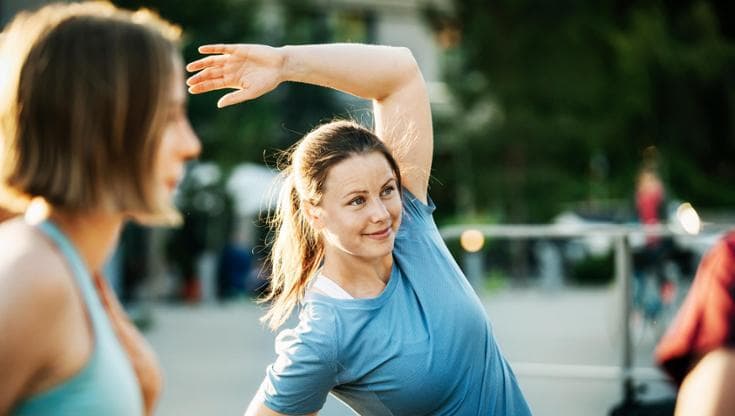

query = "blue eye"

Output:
[[381, 186, 395, 196], [349, 196, 365, 206]]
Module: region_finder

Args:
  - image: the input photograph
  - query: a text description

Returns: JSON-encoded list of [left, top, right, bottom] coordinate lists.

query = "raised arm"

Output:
[[186, 44, 433, 202]]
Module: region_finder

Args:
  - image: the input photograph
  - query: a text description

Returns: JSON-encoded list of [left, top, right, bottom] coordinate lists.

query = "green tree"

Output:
[[428, 0, 735, 222]]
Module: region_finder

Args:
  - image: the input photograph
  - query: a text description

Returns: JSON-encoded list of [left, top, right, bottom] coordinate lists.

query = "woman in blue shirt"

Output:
[[188, 43, 531, 415]]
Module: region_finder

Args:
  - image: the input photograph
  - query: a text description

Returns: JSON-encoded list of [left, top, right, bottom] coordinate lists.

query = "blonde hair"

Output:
[[262, 120, 402, 330], [0, 2, 182, 224]]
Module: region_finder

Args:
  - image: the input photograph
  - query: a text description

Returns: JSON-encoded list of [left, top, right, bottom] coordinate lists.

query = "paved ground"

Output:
[[144, 286, 676, 416]]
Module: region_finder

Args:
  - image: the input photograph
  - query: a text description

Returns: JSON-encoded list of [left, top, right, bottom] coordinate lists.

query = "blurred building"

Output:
[[337, 0, 444, 85], [262, 0, 451, 105]]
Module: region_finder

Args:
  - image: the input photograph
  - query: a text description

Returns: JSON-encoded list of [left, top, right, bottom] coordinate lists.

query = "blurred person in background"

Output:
[[217, 225, 253, 300], [0, 2, 200, 415], [635, 161, 666, 239], [187, 43, 531, 415], [655, 231, 735, 415], [633, 160, 676, 322]]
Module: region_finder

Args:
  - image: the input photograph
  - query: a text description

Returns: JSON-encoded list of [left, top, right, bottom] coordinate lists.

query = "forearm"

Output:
[[186, 41, 433, 200], [279, 44, 421, 102], [675, 348, 735, 416], [244, 386, 317, 416]]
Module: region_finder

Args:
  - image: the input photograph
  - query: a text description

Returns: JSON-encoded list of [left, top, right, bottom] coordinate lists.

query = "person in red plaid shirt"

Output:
[[656, 232, 735, 415]]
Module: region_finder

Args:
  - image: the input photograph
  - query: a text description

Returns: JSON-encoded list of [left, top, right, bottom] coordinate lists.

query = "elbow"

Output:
[[395, 46, 421, 80], [375, 46, 424, 101]]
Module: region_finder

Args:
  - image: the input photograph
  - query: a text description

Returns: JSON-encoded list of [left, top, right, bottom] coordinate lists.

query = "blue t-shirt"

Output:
[[262, 191, 531, 415]]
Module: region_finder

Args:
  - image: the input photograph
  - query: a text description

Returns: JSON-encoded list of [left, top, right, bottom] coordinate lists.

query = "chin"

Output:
[[364, 241, 395, 259]]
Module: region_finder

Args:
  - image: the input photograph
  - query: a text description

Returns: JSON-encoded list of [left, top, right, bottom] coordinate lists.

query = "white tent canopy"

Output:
[[226, 163, 281, 217]]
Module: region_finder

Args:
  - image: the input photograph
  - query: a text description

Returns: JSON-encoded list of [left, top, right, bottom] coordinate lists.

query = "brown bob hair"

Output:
[[0, 2, 181, 223], [263, 120, 402, 330]]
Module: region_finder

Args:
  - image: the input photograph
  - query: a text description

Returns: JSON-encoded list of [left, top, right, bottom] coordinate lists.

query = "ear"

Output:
[[302, 201, 324, 230]]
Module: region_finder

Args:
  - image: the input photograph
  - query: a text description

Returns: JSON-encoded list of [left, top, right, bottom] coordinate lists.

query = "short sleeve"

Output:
[[397, 188, 436, 235], [655, 232, 735, 384], [261, 304, 339, 414]]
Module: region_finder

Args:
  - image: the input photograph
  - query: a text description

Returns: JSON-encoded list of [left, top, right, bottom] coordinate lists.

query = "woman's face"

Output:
[[155, 59, 201, 202], [311, 152, 402, 262]]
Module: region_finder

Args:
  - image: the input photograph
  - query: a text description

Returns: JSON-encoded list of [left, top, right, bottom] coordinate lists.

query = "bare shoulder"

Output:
[[0, 219, 78, 413], [0, 218, 75, 332]]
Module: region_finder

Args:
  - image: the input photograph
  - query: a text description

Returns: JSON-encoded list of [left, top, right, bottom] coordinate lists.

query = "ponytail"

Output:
[[261, 170, 324, 330]]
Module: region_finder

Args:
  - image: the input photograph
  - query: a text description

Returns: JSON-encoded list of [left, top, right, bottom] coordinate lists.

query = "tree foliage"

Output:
[[428, 0, 735, 222]]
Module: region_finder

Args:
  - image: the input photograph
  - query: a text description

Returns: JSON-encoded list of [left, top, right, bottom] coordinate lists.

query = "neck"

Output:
[[320, 247, 393, 297], [48, 209, 125, 275]]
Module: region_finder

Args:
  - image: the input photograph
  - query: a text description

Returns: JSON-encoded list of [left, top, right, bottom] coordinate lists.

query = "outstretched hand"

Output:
[[186, 44, 284, 108]]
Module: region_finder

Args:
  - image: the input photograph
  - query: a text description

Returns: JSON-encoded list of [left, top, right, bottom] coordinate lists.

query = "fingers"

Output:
[[186, 43, 260, 104], [198, 44, 238, 55], [217, 90, 253, 108], [188, 78, 228, 94], [186, 55, 228, 73], [186, 67, 223, 87], [186, 66, 223, 93]]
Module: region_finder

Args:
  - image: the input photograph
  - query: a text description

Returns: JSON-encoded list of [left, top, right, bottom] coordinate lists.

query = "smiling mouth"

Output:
[[364, 227, 392, 239]]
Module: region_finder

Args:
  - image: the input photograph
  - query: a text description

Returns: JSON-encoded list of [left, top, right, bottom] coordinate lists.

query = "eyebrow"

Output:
[[341, 177, 396, 199]]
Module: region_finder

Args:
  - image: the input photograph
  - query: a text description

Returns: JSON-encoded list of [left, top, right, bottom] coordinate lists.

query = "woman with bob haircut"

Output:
[[188, 43, 531, 415], [0, 2, 200, 415]]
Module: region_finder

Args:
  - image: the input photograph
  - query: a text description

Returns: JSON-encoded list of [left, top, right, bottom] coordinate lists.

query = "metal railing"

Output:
[[439, 222, 733, 406]]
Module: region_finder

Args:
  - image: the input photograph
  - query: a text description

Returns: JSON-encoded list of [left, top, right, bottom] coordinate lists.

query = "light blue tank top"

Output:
[[12, 220, 143, 416]]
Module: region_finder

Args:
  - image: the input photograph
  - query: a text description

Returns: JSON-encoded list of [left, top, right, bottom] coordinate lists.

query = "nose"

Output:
[[369, 197, 390, 223], [179, 118, 201, 161]]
